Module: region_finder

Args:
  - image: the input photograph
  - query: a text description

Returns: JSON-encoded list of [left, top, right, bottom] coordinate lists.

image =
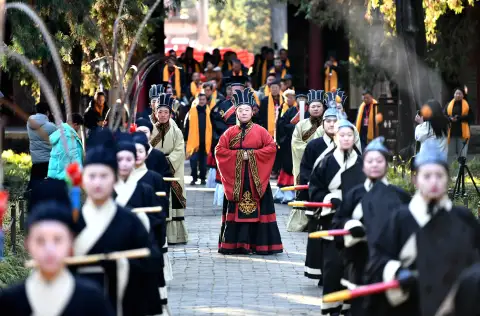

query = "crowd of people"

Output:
[[0, 45, 477, 316]]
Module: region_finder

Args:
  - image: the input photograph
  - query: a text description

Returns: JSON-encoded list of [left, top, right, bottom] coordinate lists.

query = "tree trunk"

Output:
[[395, 0, 431, 150], [69, 44, 83, 114]]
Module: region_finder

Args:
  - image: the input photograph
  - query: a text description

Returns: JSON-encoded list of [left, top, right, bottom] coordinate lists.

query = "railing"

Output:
[[5, 198, 27, 255]]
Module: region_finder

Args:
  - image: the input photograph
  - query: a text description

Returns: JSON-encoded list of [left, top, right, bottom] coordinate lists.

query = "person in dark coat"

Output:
[[83, 92, 109, 130], [308, 119, 365, 316], [135, 117, 172, 178], [366, 139, 480, 316], [72, 128, 153, 316], [0, 201, 115, 315], [332, 137, 411, 316], [301, 106, 337, 281]]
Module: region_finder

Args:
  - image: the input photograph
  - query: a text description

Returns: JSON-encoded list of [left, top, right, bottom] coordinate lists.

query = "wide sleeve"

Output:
[[366, 209, 410, 306], [308, 158, 329, 203], [157, 150, 172, 178], [215, 128, 239, 201], [297, 143, 315, 201], [332, 188, 365, 249], [291, 123, 307, 163], [166, 125, 185, 174], [247, 127, 277, 198]]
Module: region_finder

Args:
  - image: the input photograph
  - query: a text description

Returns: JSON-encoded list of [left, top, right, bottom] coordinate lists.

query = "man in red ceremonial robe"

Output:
[[215, 89, 283, 255]]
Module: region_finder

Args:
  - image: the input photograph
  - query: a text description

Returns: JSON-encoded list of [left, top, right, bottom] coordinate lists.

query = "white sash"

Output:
[[129, 164, 149, 183], [26, 269, 75, 316], [115, 178, 138, 208], [74, 199, 117, 256]]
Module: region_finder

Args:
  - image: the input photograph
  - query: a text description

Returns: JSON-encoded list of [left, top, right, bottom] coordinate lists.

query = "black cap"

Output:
[[136, 117, 153, 133], [224, 76, 247, 88], [270, 79, 281, 86], [27, 201, 81, 235], [85, 128, 118, 172], [295, 87, 309, 99], [132, 131, 150, 152], [29, 178, 71, 214], [116, 132, 137, 158]]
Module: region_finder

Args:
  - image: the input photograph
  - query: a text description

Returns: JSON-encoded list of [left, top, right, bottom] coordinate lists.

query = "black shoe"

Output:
[[200, 180, 206, 185], [190, 179, 197, 185]]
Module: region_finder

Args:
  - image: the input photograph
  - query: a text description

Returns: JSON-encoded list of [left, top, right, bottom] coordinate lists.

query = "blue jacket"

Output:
[[27, 114, 57, 163], [47, 123, 83, 180]]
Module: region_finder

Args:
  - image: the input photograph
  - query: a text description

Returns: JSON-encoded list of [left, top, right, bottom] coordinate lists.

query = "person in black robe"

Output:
[[302, 106, 337, 284], [131, 132, 170, 238], [331, 137, 411, 316], [308, 119, 365, 316], [273, 89, 296, 203], [366, 139, 480, 316], [114, 132, 168, 314], [135, 117, 172, 178], [73, 128, 153, 316], [0, 201, 114, 316]]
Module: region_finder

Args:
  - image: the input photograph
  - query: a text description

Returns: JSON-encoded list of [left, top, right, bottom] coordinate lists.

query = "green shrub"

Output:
[[0, 230, 29, 287]]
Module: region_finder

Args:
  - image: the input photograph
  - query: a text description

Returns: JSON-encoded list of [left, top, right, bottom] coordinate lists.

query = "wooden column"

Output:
[[308, 22, 323, 89]]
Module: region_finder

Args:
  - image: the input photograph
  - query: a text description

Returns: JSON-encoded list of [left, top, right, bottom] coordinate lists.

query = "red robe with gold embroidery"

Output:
[[215, 122, 283, 254]]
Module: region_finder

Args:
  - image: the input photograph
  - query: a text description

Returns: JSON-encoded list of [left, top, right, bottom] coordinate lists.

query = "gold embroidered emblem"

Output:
[[239, 191, 256, 215], [220, 110, 225, 116]]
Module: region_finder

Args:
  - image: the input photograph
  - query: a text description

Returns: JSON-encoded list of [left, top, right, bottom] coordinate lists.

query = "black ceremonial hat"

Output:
[[132, 131, 150, 152], [157, 93, 175, 111], [232, 89, 256, 108], [149, 84, 166, 100], [85, 128, 118, 172], [307, 89, 324, 104], [29, 178, 71, 214], [27, 201, 81, 235], [136, 117, 153, 133], [116, 132, 137, 158], [294, 87, 309, 99], [224, 76, 247, 88]]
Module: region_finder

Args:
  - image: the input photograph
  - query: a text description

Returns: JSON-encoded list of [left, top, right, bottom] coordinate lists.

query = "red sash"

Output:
[[223, 105, 236, 122], [290, 112, 300, 125]]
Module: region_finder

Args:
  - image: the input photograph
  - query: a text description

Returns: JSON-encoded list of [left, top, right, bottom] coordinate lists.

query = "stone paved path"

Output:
[[168, 180, 322, 315]]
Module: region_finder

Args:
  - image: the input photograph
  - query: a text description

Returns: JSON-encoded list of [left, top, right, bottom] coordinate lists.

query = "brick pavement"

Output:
[[167, 181, 322, 315]]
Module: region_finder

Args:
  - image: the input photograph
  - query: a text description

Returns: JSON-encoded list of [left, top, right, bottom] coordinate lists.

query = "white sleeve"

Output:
[[383, 260, 410, 306]]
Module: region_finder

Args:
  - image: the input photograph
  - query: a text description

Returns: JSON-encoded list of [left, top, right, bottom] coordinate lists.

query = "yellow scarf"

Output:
[[324, 61, 338, 92], [264, 85, 270, 97], [261, 60, 268, 86], [186, 105, 212, 155], [355, 99, 378, 142], [183, 61, 200, 74], [269, 67, 287, 78], [249, 88, 260, 106], [209, 90, 218, 109], [284, 58, 290, 68], [281, 101, 296, 116], [267, 94, 284, 137], [447, 99, 470, 142], [163, 65, 181, 98], [190, 81, 201, 97]]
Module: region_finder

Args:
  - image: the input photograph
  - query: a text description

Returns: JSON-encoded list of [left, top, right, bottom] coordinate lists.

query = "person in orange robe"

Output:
[[215, 89, 283, 255]]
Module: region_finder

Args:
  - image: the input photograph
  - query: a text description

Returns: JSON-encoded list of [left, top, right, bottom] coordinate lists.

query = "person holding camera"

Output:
[[445, 88, 473, 159], [414, 99, 449, 155]]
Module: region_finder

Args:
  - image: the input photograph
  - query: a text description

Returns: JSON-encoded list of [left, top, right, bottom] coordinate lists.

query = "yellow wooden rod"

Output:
[[132, 206, 162, 213]]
